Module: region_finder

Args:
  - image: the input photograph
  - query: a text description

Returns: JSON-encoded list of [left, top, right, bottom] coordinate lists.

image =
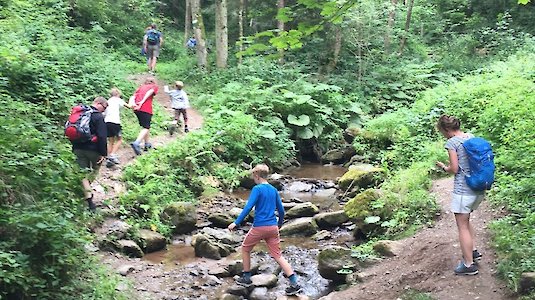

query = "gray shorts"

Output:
[[147, 45, 160, 58], [451, 193, 484, 214], [73, 149, 101, 179]]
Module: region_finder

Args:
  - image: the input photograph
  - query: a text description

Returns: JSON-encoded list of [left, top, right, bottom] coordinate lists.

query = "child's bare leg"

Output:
[[273, 255, 294, 276], [242, 249, 251, 272], [112, 136, 122, 154], [455, 213, 474, 265]]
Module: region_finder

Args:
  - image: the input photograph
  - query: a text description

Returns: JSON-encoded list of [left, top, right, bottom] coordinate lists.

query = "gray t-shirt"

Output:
[[445, 135, 483, 196]]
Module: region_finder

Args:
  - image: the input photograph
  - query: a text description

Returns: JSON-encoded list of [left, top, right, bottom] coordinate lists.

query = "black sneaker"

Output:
[[473, 250, 482, 261], [235, 276, 252, 287], [454, 262, 478, 275], [86, 198, 97, 213], [144, 142, 153, 151], [285, 284, 302, 296]]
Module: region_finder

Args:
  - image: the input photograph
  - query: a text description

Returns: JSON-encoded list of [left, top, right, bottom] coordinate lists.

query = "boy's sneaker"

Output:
[[130, 141, 142, 155], [285, 284, 302, 296], [144, 142, 153, 151], [454, 262, 478, 275], [184, 127, 189, 133], [473, 250, 482, 261], [86, 198, 97, 213], [235, 276, 252, 287]]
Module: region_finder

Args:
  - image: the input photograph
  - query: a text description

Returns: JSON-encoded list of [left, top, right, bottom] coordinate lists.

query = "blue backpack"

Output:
[[146, 30, 160, 45], [462, 137, 495, 191]]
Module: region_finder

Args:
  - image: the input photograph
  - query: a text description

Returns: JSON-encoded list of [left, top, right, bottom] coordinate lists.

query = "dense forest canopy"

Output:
[[0, 0, 534, 299]]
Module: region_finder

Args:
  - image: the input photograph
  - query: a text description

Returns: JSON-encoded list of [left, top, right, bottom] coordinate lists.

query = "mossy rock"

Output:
[[160, 202, 197, 234], [344, 189, 382, 220], [337, 164, 385, 191]]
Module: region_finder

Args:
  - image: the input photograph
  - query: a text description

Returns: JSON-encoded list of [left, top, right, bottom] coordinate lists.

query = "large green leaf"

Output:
[[259, 128, 276, 139], [296, 127, 314, 139], [288, 114, 310, 126], [294, 94, 311, 104]]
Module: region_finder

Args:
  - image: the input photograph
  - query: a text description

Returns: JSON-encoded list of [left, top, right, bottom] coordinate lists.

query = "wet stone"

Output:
[[249, 287, 273, 300], [251, 273, 278, 288], [227, 284, 250, 297]]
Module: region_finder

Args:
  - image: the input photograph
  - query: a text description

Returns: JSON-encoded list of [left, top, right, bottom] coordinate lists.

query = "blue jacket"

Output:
[[234, 183, 285, 227]]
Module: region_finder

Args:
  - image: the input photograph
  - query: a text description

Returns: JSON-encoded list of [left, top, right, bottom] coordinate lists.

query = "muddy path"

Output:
[[320, 178, 516, 300], [91, 73, 203, 207]]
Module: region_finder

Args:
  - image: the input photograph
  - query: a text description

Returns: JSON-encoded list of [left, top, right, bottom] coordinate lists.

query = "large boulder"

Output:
[[343, 189, 383, 237], [373, 240, 403, 257], [280, 217, 319, 237], [519, 272, 535, 295], [160, 202, 197, 234], [337, 164, 385, 191], [317, 246, 356, 283], [208, 213, 235, 228], [138, 229, 166, 253], [321, 144, 356, 164], [116, 240, 144, 258], [313, 210, 349, 229], [191, 233, 231, 260], [286, 202, 320, 218]]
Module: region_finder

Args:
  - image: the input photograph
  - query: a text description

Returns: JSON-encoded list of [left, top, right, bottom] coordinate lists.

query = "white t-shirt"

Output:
[[164, 85, 189, 109], [104, 96, 126, 124]]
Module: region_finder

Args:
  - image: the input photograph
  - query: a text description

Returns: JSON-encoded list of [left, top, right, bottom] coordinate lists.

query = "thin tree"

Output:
[[191, 0, 208, 69], [238, 0, 245, 65], [384, 0, 398, 54], [215, 0, 228, 68], [184, 0, 192, 47], [277, 0, 285, 63], [399, 0, 414, 55], [325, 25, 342, 73]]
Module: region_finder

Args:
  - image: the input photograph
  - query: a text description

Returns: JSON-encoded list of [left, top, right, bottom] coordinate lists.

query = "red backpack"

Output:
[[64, 105, 96, 143]]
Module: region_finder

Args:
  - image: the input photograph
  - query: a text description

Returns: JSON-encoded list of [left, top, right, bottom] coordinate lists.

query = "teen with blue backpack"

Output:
[[435, 115, 495, 276], [143, 23, 163, 74]]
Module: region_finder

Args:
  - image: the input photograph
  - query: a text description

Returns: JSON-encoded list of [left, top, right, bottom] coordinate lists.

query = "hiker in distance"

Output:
[[104, 87, 133, 167], [143, 23, 163, 74], [130, 77, 158, 155], [65, 97, 108, 212], [164, 80, 190, 133], [227, 164, 302, 296], [436, 115, 487, 276]]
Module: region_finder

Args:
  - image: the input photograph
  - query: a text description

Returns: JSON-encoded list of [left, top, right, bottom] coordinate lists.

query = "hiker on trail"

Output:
[[141, 25, 151, 62], [68, 97, 108, 212], [104, 87, 133, 167], [130, 77, 158, 156], [436, 115, 484, 276], [164, 80, 190, 133], [186, 36, 196, 53], [143, 23, 163, 74], [227, 164, 302, 296]]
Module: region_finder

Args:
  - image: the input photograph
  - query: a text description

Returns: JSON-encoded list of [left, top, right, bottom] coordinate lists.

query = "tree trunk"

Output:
[[325, 26, 342, 73], [277, 0, 285, 63], [238, 0, 245, 64], [191, 0, 208, 70], [384, 0, 398, 54], [215, 0, 228, 68], [184, 0, 192, 47], [399, 0, 414, 55]]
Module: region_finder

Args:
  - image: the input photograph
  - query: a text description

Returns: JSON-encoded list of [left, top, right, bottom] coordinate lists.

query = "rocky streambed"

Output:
[[95, 163, 388, 299]]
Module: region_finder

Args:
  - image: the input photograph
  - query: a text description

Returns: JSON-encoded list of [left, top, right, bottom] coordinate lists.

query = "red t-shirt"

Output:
[[134, 83, 159, 114]]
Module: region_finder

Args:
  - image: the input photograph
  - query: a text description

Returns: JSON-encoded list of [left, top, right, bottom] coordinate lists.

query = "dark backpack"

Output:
[[64, 105, 95, 143], [462, 137, 495, 191], [146, 30, 160, 45]]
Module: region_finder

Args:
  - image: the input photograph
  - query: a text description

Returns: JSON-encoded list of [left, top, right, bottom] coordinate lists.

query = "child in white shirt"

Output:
[[104, 87, 133, 167], [164, 81, 190, 133]]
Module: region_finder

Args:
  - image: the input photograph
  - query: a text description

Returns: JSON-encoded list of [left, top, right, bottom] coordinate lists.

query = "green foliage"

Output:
[[121, 110, 295, 235], [354, 49, 535, 290]]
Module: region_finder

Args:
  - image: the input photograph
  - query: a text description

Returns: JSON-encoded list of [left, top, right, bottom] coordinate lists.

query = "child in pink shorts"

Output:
[[228, 164, 302, 296]]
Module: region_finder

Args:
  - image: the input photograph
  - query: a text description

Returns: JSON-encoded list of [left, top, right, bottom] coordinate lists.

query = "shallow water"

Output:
[[283, 163, 347, 180]]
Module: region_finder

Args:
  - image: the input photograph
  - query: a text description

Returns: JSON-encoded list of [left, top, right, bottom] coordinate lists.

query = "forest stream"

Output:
[[93, 74, 516, 300]]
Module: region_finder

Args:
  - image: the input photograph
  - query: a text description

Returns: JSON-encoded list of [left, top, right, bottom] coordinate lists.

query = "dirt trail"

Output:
[[321, 178, 516, 300], [91, 74, 203, 206]]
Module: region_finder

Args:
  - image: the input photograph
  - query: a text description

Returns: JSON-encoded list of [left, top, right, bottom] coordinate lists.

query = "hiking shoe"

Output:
[[105, 158, 115, 168], [184, 127, 189, 133], [473, 250, 482, 261], [130, 142, 142, 155], [235, 276, 252, 287], [285, 284, 302, 296], [454, 262, 478, 275], [86, 198, 96, 213], [144, 142, 153, 151]]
